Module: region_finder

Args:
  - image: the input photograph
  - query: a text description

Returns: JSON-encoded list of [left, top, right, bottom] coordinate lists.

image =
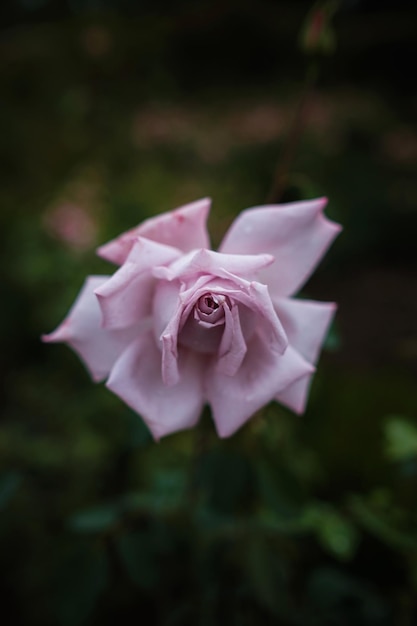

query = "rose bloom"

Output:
[[43, 198, 341, 439]]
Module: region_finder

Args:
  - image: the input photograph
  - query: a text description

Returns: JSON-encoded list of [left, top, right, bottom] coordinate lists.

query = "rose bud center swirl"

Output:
[[195, 293, 226, 324], [179, 292, 230, 354]]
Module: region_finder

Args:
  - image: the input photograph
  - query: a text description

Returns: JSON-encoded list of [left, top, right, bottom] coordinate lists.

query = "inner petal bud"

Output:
[[195, 293, 226, 324], [179, 292, 228, 354]]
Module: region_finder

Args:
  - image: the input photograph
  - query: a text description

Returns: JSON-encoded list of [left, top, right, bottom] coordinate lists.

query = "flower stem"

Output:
[[188, 406, 213, 504], [267, 62, 318, 204]]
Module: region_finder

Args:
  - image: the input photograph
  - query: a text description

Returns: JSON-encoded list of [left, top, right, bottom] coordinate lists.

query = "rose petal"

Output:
[[272, 297, 336, 413], [206, 333, 314, 438], [97, 198, 211, 265], [273, 297, 336, 363], [154, 248, 274, 282], [179, 314, 225, 354], [106, 332, 205, 440], [274, 374, 313, 415], [152, 281, 184, 386], [95, 237, 180, 330], [219, 197, 342, 296], [216, 303, 247, 376], [42, 276, 142, 382]]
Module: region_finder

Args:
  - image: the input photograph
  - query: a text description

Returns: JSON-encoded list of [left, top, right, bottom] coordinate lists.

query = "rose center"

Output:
[[198, 294, 222, 314], [195, 292, 227, 325], [178, 292, 228, 354], [205, 296, 218, 310]]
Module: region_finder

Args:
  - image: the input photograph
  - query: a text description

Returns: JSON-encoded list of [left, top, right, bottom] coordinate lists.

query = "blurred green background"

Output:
[[1, 0, 417, 624]]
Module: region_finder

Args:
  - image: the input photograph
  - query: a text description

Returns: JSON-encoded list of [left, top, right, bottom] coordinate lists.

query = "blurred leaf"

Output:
[[198, 449, 253, 514], [311, 506, 359, 560], [384, 416, 417, 461], [120, 469, 186, 516], [244, 535, 287, 616], [350, 495, 417, 552], [0, 471, 21, 510], [307, 567, 389, 623], [256, 460, 304, 519], [52, 542, 108, 626], [116, 531, 159, 589], [163, 603, 194, 626], [68, 503, 120, 533], [125, 411, 152, 448]]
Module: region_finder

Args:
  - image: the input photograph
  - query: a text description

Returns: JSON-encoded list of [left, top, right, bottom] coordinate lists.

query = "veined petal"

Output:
[[219, 198, 342, 296], [95, 237, 180, 329], [107, 332, 205, 440], [42, 276, 142, 382], [97, 198, 211, 265], [206, 333, 314, 438]]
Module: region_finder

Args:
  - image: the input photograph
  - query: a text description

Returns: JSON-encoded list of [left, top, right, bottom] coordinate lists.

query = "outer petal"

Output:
[[273, 297, 336, 364], [206, 333, 314, 438], [106, 331, 205, 440], [219, 198, 342, 297], [95, 237, 180, 329], [97, 198, 211, 265], [273, 297, 336, 413], [42, 276, 141, 382], [274, 375, 313, 415]]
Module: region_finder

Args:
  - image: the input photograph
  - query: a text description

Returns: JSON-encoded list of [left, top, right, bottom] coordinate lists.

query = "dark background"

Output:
[[1, 1, 417, 624]]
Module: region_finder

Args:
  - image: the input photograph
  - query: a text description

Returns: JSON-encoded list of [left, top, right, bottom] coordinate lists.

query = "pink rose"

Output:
[[43, 197, 341, 439]]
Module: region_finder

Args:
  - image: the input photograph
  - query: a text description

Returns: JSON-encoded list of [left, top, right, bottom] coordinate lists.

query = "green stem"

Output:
[[187, 406, 213, 504], [267, 62, 318, 204]]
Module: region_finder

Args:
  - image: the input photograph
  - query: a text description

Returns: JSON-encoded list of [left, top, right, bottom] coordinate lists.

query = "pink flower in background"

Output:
[[43, 198, 341, 439], [43, 203, 98, 251]]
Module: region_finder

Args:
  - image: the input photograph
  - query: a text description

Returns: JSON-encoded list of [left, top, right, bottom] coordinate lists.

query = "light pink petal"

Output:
[[152, 280, 182, 342], [272, 297, 336, 414], [95, 237, 180, 329], [274, 374, 313, 415], [219, 198, 342, 297], [42, 276, 142, 382], [152, 281, 184, 386], [179, 314, 225, 354], [273, 297, 336, 363], [243, 282, 288, 352], [153, 248, 274, 282], [106, 331, 205, 440], [206, 333, 314, 438], [216, 303, 247, 376], [97, 198, 211, 265]]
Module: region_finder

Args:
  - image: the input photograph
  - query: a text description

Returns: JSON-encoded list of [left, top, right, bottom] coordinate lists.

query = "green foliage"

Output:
[[116, 531, 159, 589], [52, 542, 108, 626], [384, 416, 417, 462], [0, 471, 21, 510], [68, 504, 121, 533]]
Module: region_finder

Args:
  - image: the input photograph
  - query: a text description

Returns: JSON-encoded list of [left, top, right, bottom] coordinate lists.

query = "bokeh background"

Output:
[[1, 0, 417, 624]]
